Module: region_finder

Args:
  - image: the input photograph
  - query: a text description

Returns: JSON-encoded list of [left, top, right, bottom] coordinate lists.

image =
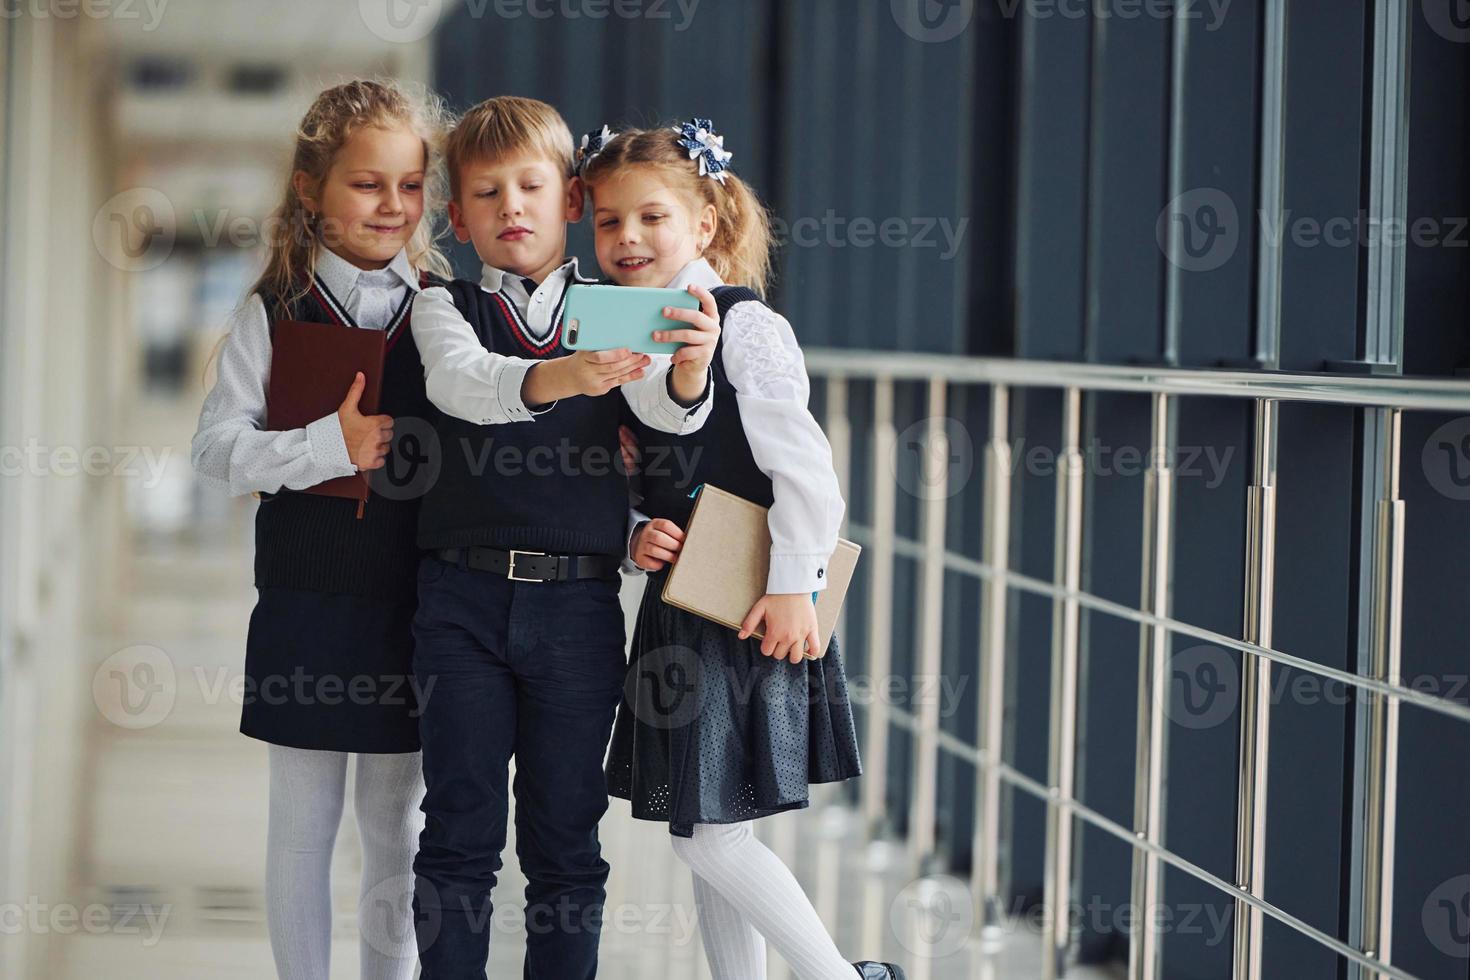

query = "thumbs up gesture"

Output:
[[337, 372, 394, 471]]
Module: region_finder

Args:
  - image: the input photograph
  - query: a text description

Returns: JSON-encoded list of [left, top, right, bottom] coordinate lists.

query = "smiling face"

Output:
[[589, 165, 716, 288], [448, 151, 583, 284], [297, 123, 426, 271]]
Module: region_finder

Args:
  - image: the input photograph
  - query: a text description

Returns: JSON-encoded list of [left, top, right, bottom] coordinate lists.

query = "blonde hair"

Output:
[[580, 124, 774, 296], [444, 96, 577, 200], [250, 78, 454, 318]]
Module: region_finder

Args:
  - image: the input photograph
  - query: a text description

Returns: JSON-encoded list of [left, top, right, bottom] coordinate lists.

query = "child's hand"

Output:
[[655, 284, 721, 405], [618, 424, 641, 475], [527, 349, 651, 403], [631, 517, 684, 571], [337, 371, 394, 471], [738, 593, 822, 664], [567, 349, 652, 396]]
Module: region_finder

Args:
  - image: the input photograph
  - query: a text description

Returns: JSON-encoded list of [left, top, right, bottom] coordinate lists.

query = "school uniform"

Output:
[[606, 257, 863, 838], [190, 247, 441, 754], [406, 258, 712, 980]]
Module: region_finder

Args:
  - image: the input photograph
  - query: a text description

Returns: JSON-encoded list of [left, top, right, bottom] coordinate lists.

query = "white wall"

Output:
[[0, 14, 122, 980]]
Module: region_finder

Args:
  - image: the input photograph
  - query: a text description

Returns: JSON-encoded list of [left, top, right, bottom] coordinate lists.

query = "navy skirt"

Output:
[[241, 587, 421, 753], [606, 567, 863, 837]]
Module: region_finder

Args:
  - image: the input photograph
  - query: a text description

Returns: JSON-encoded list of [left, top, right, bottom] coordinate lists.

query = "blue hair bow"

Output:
[[673, 117, 733, 184], [577, 124, 617, 174]]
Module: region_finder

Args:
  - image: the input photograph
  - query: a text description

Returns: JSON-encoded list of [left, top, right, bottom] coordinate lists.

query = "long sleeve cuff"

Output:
[[621, 509, 652, 575], [496, 360, 558, 422], [306, 412, 356, 477], [767, 553, 831, 596], [642, 365, 713, 434]]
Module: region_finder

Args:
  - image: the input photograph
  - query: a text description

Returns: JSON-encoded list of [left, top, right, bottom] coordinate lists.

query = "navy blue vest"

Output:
[[253, 272, 445, 600], [624, 286, 775, 528], [415, 277, 631, 556]]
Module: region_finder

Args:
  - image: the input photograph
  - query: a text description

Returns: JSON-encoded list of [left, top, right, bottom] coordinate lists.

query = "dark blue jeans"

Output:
[[410, 553, 627, 980]]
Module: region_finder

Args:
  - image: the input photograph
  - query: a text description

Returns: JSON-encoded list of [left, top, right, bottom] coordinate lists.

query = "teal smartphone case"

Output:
[[561, 284, 701, 356]]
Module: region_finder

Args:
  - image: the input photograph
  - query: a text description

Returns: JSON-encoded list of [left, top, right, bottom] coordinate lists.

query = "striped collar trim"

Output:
[[309, 276, 414, 348]]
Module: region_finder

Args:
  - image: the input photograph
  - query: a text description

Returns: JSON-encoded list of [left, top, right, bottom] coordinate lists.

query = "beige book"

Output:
[[660, 484, 861, 659]]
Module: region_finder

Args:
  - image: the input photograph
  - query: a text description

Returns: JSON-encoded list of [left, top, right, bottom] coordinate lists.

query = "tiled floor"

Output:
[[58, 495, 1119, 980]]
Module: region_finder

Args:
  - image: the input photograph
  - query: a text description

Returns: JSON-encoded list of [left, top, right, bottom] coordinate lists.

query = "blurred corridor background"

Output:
[[3, 1, 1470, 978]]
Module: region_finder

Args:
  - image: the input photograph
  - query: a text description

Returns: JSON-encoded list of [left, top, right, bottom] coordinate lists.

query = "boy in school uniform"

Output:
[[406, 96, 719, 980]]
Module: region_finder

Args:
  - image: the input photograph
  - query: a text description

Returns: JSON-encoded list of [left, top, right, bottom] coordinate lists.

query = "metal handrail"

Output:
[[807, 355, 1469, 980], [804, 348, 1470, 412], [842, 522, 1470, 727]]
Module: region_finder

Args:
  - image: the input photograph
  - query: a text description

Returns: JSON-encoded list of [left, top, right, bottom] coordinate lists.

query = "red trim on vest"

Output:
[[492, 292, 562, 357]]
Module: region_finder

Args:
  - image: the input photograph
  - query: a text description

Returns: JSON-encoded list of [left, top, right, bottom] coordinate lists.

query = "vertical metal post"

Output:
[[815, 376, 852, 813], [826, 376, 854, 726], [1233, 398, 1279, 980], [910, 377, 950, 867], [1359, 408, 1404, 977], [973, 384, 1013, 936], [862, 378, 898, 836], [1043, 388, 1086, 979], [1129, 392, 1175, 980], [1254, 0, 1288, 368]]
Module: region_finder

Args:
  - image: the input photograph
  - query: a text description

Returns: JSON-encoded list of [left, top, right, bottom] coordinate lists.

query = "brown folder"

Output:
[[265, 319, 384, 516], [660, 484, 861, 659]]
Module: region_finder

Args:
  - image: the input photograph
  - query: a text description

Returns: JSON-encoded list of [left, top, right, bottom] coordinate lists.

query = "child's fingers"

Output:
[[582, 347, 636, 364], [601, 353, 652, 374], [687, 283, 720, 320], [737, 599, 765, 640], [651, 519, 685, 542], [660, 307, 719, 330], [805, 624, 824, 660], [642, 544, 678, 565], [607, 367, 647, 388], [645, 528, 682, 555], [653, 328, 712, 346]]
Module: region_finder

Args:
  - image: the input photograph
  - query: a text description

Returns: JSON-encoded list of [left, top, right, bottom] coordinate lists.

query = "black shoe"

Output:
[[852, 963, 907, 980]]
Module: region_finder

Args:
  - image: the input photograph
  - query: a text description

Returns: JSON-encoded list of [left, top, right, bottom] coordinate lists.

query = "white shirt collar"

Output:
[[479, 256, 588, 295], [314, 246, 419, 303], [664, 257, 725, 291]]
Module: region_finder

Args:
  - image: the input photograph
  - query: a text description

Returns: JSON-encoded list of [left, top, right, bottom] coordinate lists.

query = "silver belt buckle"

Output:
[[507, 549, 547, 582]]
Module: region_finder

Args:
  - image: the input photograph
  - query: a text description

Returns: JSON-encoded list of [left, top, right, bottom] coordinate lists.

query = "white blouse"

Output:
[[630, 259, 846, 595], [190, 247, 418, 497]]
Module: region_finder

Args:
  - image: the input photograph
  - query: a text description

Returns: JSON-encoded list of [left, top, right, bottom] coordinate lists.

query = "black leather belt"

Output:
[[434, 546, 621, 583]]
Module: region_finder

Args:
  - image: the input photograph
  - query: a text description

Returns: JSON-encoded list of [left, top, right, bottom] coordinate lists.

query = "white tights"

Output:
[[670, 821, 856, 980], [264, 745, 424, 980]]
